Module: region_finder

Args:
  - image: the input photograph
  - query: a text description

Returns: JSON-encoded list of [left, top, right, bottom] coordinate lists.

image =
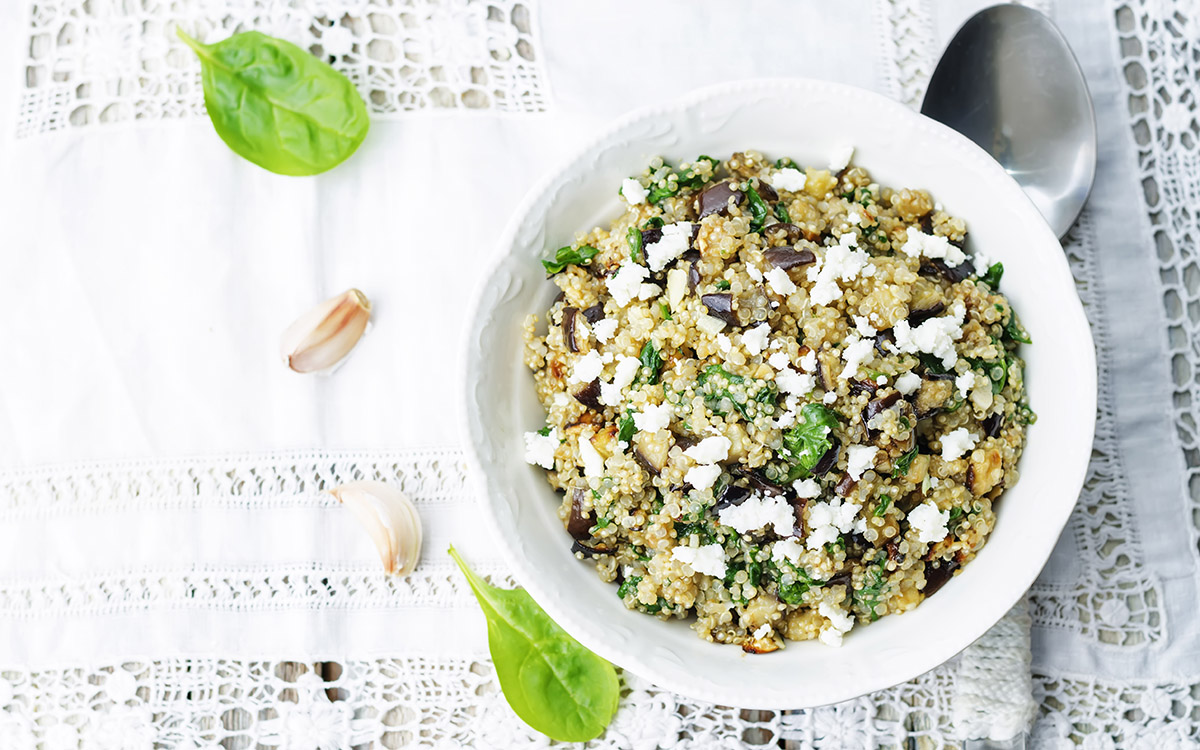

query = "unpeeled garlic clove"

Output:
[[281, 289, 371, 373], [330, 480, 423, 576]]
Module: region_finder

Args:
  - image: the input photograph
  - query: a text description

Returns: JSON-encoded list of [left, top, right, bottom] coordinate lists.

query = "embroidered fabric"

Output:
[[18, 0, 547, 138]]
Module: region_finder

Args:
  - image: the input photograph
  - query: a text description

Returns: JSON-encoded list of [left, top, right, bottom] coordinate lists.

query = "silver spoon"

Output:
[[921, 4, 1096, 239]]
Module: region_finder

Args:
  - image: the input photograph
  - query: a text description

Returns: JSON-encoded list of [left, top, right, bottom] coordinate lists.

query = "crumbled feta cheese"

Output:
[[793, 478, 821, 498], [846, 445, 878, 480], [718, 493, 795, 536], [768, 351, 791, 370], [973, 249, 992, 271], [765, 266, 797, 296], [839, 335, 876, 380], [777, 368, 815, 396], [955, 371, 977, 398], [671, 543, 727, 578], [742, 324, 770, 355], [621, 178, 647, 205], [875, 375, 887, 386], [697, 315, 727, 336], [552, 392, 570, 408], [773, 167, 807, 192], [895, 371, 922, 395], [600, 352, 613, 364], [853, 315, 877, 337], [799, 350, 817, 372], [666, 267, 688, 310], [606, 263, 649, 307], [940, 427, 978, 461], [823, 391, 837, 404], [579, 434, 605, 478], [600, 356, 640, 406], [818, 601, 855, 647], [846, 210, 862, 226], [772, 537, 805, 565], [523, 429, 558, 469], [753, 623, 773, 640], [806, 233, 872, 306], [806, 498, 863, 550], [645, 222, 695, 272], [591, 318, 617, 343], [684, 436, 731, 464], [901, 226, 968, 267], [634, 402, 673, 432], [770, 339, 783, 350], [908, 501, 950, 544], [828, 144, 855, 171], [568, 350, 605, 384], [746, 264, 764, 282], [638, 283, 662, 300], [890, 302, 966, 368], [685, 464, 722, 491], [715, 333, 732, 355]]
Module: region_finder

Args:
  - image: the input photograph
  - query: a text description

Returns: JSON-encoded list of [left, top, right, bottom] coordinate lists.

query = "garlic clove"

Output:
[[281, 289, 371, 373], [330, 480, 423, 576]]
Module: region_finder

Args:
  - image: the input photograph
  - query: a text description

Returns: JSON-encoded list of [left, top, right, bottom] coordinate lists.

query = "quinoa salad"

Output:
[[521, 150, 1034, 653]]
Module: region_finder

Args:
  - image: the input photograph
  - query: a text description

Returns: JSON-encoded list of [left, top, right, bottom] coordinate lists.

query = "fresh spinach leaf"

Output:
[[892, 446, 918, 478], [853, 556, 889, 622], [677, 155, 719, 190], [744, 185, 769, 233], [660, 302, 672, 320], [774, 202, 791, 223], [177, 29, 369, 176], [449, 546, 619, 741], [980, 262, 1004, 289], [627, 226, 644, 264], [542, 245, 599, 275], [617, 575, 642, 600], [779, 404, 839, 478], [1005, 317, 1032, 344], [617, 411, 635, 443], [874, 494, 893, 517], [696, 364, 777, 420], [536, 426, 551, 437], [715, 279, 732, 290], [770, 558, 824, 605], [774, 157, 797, 169], [637, 342, 664, 385], [641, 217, 665, 230]]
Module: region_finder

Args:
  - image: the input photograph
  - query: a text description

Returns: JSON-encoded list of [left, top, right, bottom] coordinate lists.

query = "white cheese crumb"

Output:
[[768, 351, 791, 370], [742, 324, 771, 355], [853, 315, 877, 337], [600, 356, 640, 406], [940, 427, 978, 462], [839, 335, 876, 380], [671, 543, 727, 578], [776, 368, 815, 396], [773, 167, 807, 192], [846, 210, 862, 226], [772, 538, 805, 565], [579, 434, 605, 478], [606, 263, 649, 307], [716, 333, 732, 355], [568, 350, 605, 384], [592, 318, 617, 343], [875, 375, 887, 386], [799, 351, 817, 372], [901, 226, 967, 267], [793, 478, 821, 498], [552, 392, 570, 408], [684, 436, 731, 464], [753, 623, 773, 640], [764, 266, 797, 296], [955, 371, 977, 398], [891, 302, 966, 368], [845, 445, 878, 480], [828, 144, 855, 171], [806, 233, 871, 306], [806, 498, 863, 550], [718, 493, 795, 536], [621, 178, 647, 205], [746, 264, 764, 282], [770, 339, 783, 350], [685, 464, 722, 491], [908, 501, 950, 544], [638, 283, 662, 300], [645, 222, 694, 272], [822, 391, 837, 404], [818, 601, 855, 647], [895, 371, 922, 395], [523, 429, 558, 469], [600, 352, 613, 364], [634, 402, 673, 432]]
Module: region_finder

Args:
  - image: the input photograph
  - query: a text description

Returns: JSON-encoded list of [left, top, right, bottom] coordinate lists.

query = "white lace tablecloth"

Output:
[[0, 0, 1194, 747]]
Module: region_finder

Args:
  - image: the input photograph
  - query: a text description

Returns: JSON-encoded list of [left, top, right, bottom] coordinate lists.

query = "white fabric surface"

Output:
[[0, 0, 1191, 746]]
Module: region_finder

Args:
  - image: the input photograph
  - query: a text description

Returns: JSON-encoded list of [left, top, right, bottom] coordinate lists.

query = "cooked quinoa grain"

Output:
[[522, 151, 1033, 652]]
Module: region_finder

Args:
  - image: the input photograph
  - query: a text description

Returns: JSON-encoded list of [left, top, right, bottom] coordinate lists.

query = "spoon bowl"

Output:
[[921, 4, 1096, 238]]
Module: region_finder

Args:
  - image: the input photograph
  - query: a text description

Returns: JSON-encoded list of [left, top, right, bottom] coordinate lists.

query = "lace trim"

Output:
[[874, 0, 936, 108], [0, 449, 471, 520], [18, 0, 548, 138]]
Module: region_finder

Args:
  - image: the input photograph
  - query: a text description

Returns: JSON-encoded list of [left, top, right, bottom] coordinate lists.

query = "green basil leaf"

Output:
[[873, 494, 893, 517], [542, 245, 599, 275], [780, 403, 839, 477], [892, 446, 918, 478], [178, 29, 369, 176], [449, 546, 619, 741]]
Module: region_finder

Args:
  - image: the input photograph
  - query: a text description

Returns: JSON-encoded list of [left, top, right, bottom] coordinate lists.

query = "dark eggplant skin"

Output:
[[762, 223, 804, 245], [682, 249, 702, 290], [812, 439, 841, 477], [873, 328, 896, 356], [582, 303, 605, 324], [763, 246, 816, 270], [906, 301, 946, 327], [756, 180, 779, 202], [695, 181, 745, 218], [634, 448, 661, 477], [562, 307, 579, 353], [713, 484, 752, 513], [922, 557, 961, 596], [640, 227, 663, 248], [733, 467, 792, 497], [701, 293, 738, 326], [919, 257, 976, 284], [573, 379, 602, 410], [849, 379, 880, 396], [571, 539, 613, 558], [864, 392, 901, 424], [835, 474, 857, 497], [982, 412, 1004, 439], [566, 488, 594, 540]]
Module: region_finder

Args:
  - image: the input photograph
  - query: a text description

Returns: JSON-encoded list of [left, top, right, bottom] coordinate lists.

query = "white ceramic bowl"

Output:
[[461, 79, 1095, 709]]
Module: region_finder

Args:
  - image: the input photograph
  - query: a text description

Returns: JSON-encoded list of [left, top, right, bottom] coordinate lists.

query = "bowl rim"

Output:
[[458, 76, 1097, 709]]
